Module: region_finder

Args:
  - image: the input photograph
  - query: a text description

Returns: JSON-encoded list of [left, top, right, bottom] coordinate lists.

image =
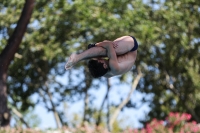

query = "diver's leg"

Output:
[[65, 46, 107, 70]]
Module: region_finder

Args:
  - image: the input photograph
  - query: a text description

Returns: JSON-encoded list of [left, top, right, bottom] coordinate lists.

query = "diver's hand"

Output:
[[96, 40, 115, 49]]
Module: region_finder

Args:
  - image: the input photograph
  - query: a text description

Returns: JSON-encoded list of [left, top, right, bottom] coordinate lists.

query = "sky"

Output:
[[11, 71, 151, 130]]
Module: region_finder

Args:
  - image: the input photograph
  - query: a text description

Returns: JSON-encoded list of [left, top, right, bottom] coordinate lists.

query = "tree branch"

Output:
[[109, 69, 143, 130], [82, 88, 89, 124], [96, 79, 111, 126], [106, 79, 111, 131], [82, 66, 93, 125], [44, 82, 62, 128], [10, 106, 30, 128], [0, 0, 35, 71]]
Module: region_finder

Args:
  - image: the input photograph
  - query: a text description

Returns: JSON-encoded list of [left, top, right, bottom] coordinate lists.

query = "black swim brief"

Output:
[[129, 36, 138, 52]]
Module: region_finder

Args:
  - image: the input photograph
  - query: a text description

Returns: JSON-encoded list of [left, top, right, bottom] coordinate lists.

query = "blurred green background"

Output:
[[0, 0, 200, 132]]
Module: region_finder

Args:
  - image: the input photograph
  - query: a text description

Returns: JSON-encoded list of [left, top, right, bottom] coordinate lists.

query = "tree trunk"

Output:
[[106, 79, 111, 131], [0, 71, 10, 127], [0, 0, 35, 127], [109, 70, 143, 130], [82, 88, 89, 124], [96, 78, 111, 127], [82, 66, 92, 124]]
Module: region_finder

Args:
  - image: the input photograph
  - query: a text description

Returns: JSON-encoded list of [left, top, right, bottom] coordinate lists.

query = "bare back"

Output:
[[104, 36, 137, 78]]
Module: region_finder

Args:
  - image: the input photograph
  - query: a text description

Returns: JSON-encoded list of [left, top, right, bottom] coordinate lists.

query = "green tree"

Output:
[[137, 0, 200, 124], [3, 0, 199, 130], [2, 0, 146, 128], [0, 0, 34, 126]]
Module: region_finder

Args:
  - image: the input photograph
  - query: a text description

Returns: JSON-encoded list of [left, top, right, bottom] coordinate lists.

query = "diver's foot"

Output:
[[65, 53, 77, 70]]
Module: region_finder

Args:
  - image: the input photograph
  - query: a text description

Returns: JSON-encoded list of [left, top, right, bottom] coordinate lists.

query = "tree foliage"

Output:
[[137, 0, 200, 124], [0, 0, 199, 129]]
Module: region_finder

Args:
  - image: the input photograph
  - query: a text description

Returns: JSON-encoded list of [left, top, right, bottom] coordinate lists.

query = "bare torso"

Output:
[[103, 36, 137, 78]]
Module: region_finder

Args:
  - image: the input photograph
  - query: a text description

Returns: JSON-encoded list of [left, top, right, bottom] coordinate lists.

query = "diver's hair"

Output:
[[88, 60, 109, 78]]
